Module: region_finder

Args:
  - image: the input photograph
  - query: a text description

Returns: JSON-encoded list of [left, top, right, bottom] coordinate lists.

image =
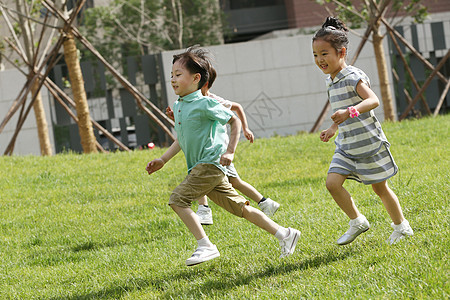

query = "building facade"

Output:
[[0, 0, 449, 155]]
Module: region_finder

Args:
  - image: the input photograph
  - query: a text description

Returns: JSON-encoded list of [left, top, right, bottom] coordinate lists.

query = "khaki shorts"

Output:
[[169, 163, 249, 217]]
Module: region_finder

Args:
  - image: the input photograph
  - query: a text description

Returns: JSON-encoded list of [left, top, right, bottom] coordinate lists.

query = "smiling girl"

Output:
[[312, 17, 413, 245]]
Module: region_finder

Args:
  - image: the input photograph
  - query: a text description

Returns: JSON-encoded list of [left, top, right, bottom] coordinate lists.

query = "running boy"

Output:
[[312, 17, 413, 245], [146, 47, 299, 266], [166, 53, 280, 225]]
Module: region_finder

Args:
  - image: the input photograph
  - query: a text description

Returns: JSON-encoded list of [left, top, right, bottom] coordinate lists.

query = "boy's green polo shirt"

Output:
[[173, 90, 233, 174]]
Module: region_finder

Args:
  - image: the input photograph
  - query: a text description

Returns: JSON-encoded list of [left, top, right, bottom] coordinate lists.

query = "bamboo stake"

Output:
[[1, 35, 66, 154], [391, 68, 420, 118], [433, 80, 450, 117], [44, 80, 106, 153], [381, 17, 448, 84], [1, 1, 85, 153], [399, 50, 450, 120], [44, 78, 131, 151], [387, 29, 431, 115], [42, 0, 175, 141]]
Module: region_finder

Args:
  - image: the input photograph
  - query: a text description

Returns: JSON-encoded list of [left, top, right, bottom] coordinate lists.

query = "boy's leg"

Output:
[[170, 204, 206, 240], [198, 195, 209, 206], [241, 205, 300, 258], [208, 175, 299, 258], [241, 205, 277, 234], [326, 172, 369, 245], [169, 164, 224, 265]]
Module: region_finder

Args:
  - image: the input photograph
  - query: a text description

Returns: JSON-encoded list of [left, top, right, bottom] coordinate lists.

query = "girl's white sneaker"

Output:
[[388, 219, 413, 244], [337, 215, 370, 245]]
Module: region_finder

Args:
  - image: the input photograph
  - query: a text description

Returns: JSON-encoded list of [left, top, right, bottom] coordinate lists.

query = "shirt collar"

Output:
[[327, 65, 353, 86], [179, 89, 202, 102]]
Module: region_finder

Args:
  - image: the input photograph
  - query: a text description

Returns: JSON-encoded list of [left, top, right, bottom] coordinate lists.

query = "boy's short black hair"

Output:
[[207, 64, 217, 89], [173, 46, 211, 90]]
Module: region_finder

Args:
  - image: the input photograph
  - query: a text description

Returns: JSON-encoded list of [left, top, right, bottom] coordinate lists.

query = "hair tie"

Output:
[[326, 26, 337, 30]]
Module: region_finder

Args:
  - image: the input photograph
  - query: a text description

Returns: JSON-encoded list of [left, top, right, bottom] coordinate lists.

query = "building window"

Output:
[[229, 0, 284, 9]]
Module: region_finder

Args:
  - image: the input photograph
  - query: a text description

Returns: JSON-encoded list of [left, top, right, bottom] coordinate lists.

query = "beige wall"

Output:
[[0, 68, 54, 155], [161, 28, 391, 139], [1, 10, 449, 154]]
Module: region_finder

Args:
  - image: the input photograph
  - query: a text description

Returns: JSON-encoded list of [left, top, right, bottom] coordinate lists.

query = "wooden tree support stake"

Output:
[[399, 50, 450, 121]]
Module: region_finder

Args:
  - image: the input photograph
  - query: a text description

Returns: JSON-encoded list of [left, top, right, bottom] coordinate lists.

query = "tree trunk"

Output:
[[63, 32, 98, 153], [372, 26, 396, 121], [31, 82, 53, 156], [15, 0, 53, 155]]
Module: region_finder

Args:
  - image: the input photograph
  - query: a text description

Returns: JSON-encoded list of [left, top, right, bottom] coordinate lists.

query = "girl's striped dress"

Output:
[[326, 65, 398, 184]]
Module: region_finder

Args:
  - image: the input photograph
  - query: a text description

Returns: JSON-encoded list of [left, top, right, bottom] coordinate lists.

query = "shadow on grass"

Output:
[[46, 269, 204, 300], [163, 249, 353, 299], [262, 177, 325, 189], [45, 250, 352, 299]]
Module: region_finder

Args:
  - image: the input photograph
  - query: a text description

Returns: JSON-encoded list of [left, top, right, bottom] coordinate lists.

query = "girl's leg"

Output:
[[198, 195, 208, 206], [372, 180, 413, 244], [229, 176, 280, 217], [327, 173, 369, 245], [326, 173, 360, 219], [170, 204, 206, 240], [372, 180, 405, 225], [229, 176, 262, 203], [196, 195, 213, 225]]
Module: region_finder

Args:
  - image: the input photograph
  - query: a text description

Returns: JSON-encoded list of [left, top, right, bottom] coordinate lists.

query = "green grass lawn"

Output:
[[0, 115, 448, 299]]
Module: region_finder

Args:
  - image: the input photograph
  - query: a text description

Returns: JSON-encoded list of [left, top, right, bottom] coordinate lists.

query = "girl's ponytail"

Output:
[[313, 16, 349, 54]]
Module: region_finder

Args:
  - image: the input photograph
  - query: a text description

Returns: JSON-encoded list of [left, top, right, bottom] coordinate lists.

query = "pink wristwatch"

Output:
[[348, 106, 360, 118]]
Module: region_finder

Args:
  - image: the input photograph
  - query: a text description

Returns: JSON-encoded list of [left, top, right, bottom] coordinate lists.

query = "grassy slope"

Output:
[[0, 115, 448, 299]]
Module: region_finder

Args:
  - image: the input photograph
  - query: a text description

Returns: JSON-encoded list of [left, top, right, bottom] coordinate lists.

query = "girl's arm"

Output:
[[320, 123, 338, 142], [331, 81, 380, 125], [220, 115, 242, 166], [354, 81, 380, 113], [146, 140, 181, 175], [230, 102, 254, 143]]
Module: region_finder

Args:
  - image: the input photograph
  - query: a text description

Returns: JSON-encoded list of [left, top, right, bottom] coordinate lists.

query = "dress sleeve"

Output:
[[204, 97, 233, 125], [209, 93, 233, 110]]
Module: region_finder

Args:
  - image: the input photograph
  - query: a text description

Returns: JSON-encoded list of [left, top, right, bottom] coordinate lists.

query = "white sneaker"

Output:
[[185, 244, 220, 266], [258, 198, 280, 217], [389, 219, 413, 244], [279, 228, 300, 258], [337, 215, 370, 245], [196, 205, 213, 225]]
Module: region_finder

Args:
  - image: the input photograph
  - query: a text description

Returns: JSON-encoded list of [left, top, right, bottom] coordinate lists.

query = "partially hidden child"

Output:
[[146, 47, 300, 266]]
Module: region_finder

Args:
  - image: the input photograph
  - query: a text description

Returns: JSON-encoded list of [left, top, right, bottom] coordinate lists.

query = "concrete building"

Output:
[[1, 0, 449, 155]]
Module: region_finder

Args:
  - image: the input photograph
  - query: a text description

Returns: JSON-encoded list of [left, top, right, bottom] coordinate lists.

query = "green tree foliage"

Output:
[[80, 0, 225, 64], [315, 0, 428, 30], [314, 0, 428, 121]]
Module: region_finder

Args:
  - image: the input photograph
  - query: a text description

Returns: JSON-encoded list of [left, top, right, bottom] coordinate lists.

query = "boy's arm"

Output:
[[166, 106, 175, 121], [146, 140, 181, 175], [220, 115, 241, 166], [230, 102, 254, 143]]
